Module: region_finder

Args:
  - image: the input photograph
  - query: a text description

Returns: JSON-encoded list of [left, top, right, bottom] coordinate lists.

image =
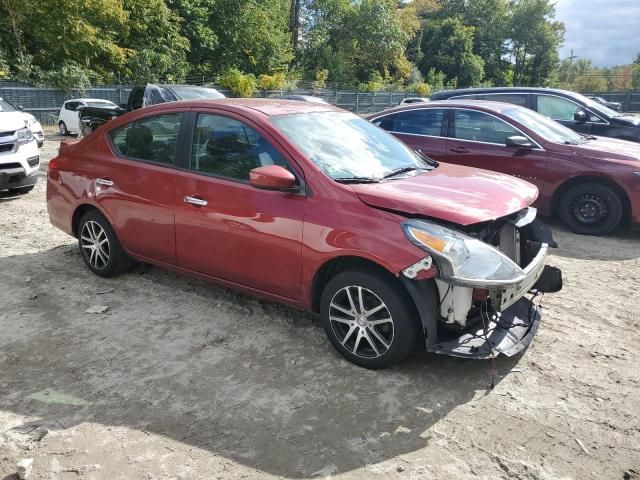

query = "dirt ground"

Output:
[[1, 134, 639, 480]]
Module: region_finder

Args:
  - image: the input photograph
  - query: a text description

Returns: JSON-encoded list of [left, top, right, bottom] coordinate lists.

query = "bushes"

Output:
[[219, 68, 257, 97], [258, 72, 286, 91], [407, 82, 431, 97]]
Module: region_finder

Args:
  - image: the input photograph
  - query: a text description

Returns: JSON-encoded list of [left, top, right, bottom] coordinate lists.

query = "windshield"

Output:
[[86, 101, 116, 108], [0, 97, 18, 112], [573, 92, 620, 117], [504, 106, 587, 145], [271, 111, 430, 180], [170, 86, 225, 100]]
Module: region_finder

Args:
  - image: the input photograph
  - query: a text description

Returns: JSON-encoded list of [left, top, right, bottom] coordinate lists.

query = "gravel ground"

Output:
[[1, 134, 639, 480]]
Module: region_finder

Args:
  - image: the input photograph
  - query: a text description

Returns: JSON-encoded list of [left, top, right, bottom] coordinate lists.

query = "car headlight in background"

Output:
[[402, 219, 526, 287], [16, 126, 34, 145]]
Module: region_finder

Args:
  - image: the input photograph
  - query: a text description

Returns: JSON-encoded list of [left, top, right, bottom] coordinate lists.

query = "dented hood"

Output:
[[350, 163, 538, 226]]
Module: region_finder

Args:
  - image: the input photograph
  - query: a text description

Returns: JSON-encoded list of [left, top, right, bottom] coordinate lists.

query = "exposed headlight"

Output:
[[17, 126, 34, 145], [402, 219, 526, 287]]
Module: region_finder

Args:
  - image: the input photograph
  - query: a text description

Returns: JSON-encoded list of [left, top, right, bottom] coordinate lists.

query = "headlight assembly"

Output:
[[16, 127, 34, 145], [402, 219, 527, 287]]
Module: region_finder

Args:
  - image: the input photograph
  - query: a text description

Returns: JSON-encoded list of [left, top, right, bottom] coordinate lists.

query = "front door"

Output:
[[94, 111, 185, 264], [174, 111, 306, 300], [535, 94, 594, 135], [442, 108, 548, 193]]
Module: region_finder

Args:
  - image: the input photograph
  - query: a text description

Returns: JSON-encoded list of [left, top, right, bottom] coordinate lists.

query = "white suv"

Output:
[[0, 97, 44, 147], [58, 98, 118, 135], [0, 110, 40, 194]]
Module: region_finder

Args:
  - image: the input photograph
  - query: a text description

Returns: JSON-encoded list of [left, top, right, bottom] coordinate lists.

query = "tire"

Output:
[[558, 182, 623, 236], [320, 269, 422, 369], [77, 210, 132, 277], [59, 121, 69, 136], [10, 186, 35, 195]]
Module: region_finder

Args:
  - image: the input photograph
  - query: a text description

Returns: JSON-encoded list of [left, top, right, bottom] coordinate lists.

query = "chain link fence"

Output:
[[0, 80, 414, 126]]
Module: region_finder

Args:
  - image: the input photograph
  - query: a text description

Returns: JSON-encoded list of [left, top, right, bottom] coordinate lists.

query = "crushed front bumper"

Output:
[[427, 297, 540, 359]]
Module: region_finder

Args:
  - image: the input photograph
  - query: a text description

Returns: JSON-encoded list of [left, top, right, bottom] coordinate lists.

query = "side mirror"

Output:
[[249, 165, 297, 191], [574, 110, 588, 123], [505, 135, 535, 149], [17, 104, 24, 111]]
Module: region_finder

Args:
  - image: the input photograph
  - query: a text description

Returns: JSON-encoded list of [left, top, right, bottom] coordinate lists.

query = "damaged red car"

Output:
[[47, 99, 562, 369]]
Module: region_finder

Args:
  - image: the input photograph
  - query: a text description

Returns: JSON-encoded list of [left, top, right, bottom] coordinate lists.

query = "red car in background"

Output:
[[370, 100, 640, 236], [47, 99, 561, 369]]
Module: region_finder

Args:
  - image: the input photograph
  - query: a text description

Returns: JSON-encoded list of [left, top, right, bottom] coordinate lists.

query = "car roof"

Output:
[[430, 86, 579, 98], [65, 98, 116, 103], [136, 98, 341, 117], [370, 99, 526, 117]]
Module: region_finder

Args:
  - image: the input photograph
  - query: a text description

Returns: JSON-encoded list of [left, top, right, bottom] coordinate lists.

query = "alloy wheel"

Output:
[[329, 285, 394, 359], [80, 220, 110, 269]]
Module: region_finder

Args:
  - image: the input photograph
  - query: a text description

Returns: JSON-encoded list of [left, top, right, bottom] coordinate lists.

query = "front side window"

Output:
[[272, 111, 430, 180], [504, 106, 585, 145], [190, 114, 288, 181], [109, 112, 183, 165], [0, 98, 17, 112], [376, 109, 445, 137], [65, 102, 79, 112], [537, 95, 581, 121], [453, 109, 520, 145]]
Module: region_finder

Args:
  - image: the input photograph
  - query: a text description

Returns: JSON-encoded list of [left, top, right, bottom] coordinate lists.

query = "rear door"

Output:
[[94, 110, 185, 264], [173, 110, 306, 300], [371, 108, 449, 161], [442, 108, 548, 192]]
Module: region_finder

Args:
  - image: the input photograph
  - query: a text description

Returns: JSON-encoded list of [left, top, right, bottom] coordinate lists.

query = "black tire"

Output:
[[59, 121, 69, 136], [558, 182, 623, 236], [320, 269, 422, 369], [77, 210, 132, 277], [9, 186, 35, 195]]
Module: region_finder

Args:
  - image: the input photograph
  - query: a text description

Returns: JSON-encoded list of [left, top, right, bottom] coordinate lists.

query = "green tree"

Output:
[[510, 0, 564, 86], [419, 17, 485, 87]]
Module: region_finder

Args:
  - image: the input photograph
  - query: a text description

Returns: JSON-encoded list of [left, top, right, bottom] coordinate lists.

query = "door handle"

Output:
[[184, 195, 208, 207], [450, 147, 469, 154], [96, 178, 114, 187]]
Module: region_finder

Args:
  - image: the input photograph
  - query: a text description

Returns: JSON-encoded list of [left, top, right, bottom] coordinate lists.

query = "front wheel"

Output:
[[320, 269, 422, 369], [59, 121, 69, 136], [558, 183, 623, 236], [78, 210, 132, 277]]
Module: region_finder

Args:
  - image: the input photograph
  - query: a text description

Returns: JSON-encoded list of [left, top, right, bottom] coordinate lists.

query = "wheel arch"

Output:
[[71, 203, 114, 237], [551, 174, 631, 225], [310, 255, 402, 314]]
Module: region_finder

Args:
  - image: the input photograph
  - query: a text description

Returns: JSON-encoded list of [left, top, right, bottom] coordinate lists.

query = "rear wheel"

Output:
[[59, 121, 69, 136], [78, 210, 132, 277], [320, 269, 421, 369], [558, 182, 623, 236]]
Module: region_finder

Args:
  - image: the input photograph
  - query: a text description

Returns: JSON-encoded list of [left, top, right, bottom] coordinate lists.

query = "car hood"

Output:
[[571, 137, 640, 161], [350, 163, 539, 226], [0, 111, 29, 131], [610, 115, 640, 127]]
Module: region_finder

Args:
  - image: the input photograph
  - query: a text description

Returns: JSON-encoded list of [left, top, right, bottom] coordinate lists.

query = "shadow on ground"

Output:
[[0, 246, 522, 478]]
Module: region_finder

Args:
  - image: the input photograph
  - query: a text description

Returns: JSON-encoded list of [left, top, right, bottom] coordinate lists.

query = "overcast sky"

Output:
[[555, 0, 640, 67]]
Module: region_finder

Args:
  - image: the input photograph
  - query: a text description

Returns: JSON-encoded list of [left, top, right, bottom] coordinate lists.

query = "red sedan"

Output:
[[370, 101, 640, 236], [47, 99, 561, 369]]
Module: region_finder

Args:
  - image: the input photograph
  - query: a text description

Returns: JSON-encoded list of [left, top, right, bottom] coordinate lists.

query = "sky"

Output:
[[555, 0, 640, 67]]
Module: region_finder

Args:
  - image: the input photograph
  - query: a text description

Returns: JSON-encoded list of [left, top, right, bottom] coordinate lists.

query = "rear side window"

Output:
[[64, 102, 79, 111], [453, 109, 520, 145], [109, 113, 183, 166], [190, 113, 289, 181], [477, 94, 527, 107], [374, 109, 445, 137]]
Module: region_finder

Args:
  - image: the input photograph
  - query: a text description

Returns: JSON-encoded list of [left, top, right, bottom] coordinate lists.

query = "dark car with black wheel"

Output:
[[430, 87, 640, 143], [370, 100, 640, 236]]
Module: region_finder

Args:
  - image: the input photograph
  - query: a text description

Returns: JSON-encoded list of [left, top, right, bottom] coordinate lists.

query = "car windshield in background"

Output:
[[86, 101, 116, 108], [505, 106, 587, 145], [0, 98, 17, 112], [272, 112, 431, 181], [576, 93, 620, 117], [170, 86, 225, 100]]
